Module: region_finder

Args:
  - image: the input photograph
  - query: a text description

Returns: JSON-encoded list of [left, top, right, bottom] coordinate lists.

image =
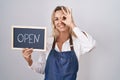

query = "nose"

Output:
[[58, 19, 62, 24], [58, 16, 66, 23]]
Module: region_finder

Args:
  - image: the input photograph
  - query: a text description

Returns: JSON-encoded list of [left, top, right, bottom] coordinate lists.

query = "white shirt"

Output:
[[30, 27, 96, 74]]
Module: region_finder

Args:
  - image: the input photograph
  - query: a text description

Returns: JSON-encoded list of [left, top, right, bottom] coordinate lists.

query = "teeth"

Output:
[[58, 23, 66, 27]]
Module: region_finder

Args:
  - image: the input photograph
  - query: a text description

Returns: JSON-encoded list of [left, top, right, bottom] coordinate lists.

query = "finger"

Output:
[[22, 48, 26, 53], [61, 21, 66, 26], [22, 48, 28, 54], [26, 48, 33, 54], [66, 7, 70, 14], [23, 50, 32, 58], [29, 48, 33, 53], [69, 8, 72, 15], [30, 48, 33, 51], [23, 54, 29, 58], [61, 7, 67, 15], [23, 48, 32, 56]]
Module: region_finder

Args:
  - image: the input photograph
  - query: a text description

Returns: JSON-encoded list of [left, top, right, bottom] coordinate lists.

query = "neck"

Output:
[[57, 31, 70, 43]]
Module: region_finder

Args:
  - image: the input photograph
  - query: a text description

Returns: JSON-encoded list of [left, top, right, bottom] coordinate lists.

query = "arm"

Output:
[[22, 48, 33, 66], [73, 27, 96, 55], [22, 49, 47, 74], [22, 37, 53, 74], [61, 7, 96, 54]]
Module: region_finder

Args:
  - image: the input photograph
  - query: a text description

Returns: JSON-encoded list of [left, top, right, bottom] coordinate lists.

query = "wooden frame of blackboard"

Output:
[[12, 26, 47, 51]]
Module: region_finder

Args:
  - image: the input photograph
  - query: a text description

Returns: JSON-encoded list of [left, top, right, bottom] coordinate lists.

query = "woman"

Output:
[[22, 6, 96, 80]]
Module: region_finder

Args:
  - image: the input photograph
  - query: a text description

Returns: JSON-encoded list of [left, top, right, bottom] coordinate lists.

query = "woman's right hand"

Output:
[[22, 48, 33, 66]]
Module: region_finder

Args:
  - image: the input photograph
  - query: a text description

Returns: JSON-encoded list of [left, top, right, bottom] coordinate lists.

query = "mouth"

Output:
[[57, 22, 66, 28]]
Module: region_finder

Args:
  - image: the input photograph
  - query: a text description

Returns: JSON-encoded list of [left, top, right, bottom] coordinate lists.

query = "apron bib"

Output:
[[45, 36, 79, 80]]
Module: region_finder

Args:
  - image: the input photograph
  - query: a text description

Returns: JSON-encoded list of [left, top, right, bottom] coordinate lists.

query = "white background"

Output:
[[0, 0, 120, 80]]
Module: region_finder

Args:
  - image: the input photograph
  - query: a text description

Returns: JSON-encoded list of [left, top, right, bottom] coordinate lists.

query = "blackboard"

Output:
[[12, 26, 46, 51]]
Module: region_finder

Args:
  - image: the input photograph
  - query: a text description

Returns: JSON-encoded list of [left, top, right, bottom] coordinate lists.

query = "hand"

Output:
[[22, 48, 33, 66], [22, 48, 33, 58], [61, 7, 76, 28]]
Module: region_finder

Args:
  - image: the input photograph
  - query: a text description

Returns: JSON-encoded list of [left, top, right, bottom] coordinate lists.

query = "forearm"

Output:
[[27, 58, 33, 66], [73, 27, 96, 53], [73, 27, 88, 40]]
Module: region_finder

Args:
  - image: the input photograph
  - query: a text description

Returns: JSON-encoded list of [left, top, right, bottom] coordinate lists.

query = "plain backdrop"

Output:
[[0, 0, 120, 80]]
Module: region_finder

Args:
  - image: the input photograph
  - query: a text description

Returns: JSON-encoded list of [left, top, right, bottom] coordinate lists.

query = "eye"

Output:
[[54, 18, 58, 21], [62, 16, 66, 20]]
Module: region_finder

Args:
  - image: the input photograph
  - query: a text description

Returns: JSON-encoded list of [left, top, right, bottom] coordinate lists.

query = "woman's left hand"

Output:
[[61, 7, 76, 29]]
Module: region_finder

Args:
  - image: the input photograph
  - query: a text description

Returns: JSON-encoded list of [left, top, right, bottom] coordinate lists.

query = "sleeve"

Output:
[[29, 37, 53, 74], [29, 53, 46, 74], [73, 27, 96, 55]]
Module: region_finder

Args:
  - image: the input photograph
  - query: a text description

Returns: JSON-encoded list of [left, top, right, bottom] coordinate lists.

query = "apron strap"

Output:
[[69, 35, 74, 50], [52, 35, 74, 51], [52, 37, 56, 49]]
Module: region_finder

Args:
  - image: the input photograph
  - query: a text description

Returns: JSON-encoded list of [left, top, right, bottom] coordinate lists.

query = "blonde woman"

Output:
[[22, 6, 96, 80]]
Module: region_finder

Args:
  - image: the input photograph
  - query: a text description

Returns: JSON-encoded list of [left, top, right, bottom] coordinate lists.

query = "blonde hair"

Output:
[[51, 6, 77, 40]]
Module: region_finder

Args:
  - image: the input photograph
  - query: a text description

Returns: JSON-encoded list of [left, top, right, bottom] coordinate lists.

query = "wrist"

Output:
[[28, 58, 33, 66], [70, 23, 76, 29], [24, 57, 33, 66]]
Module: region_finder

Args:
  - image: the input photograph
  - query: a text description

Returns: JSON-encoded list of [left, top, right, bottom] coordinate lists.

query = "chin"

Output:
[[59, 28, 69, 32], [56, 26, 69, 32]]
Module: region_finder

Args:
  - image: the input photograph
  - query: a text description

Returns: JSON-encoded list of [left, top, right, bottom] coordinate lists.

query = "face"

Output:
[[54, 10, 69, 32]]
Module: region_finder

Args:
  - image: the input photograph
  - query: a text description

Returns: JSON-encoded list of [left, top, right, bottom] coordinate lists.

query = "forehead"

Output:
[[54, 10, 64, 17]]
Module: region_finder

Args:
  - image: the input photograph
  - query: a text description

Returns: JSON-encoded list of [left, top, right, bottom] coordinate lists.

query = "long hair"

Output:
[[51, 6, 77, 40]]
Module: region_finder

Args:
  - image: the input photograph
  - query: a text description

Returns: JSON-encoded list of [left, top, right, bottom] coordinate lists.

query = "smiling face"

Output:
[[53, 10, 69, 33]]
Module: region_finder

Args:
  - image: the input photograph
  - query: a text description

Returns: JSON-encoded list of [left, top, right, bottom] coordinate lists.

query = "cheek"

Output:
[[55, 26, 59, 30], [54, 21, 59, 29], [53, 21, 57, 29], [54, 21, 58, 25]]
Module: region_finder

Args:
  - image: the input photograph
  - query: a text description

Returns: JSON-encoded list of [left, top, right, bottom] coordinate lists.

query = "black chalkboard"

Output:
[[12, 26, 46, 51]]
